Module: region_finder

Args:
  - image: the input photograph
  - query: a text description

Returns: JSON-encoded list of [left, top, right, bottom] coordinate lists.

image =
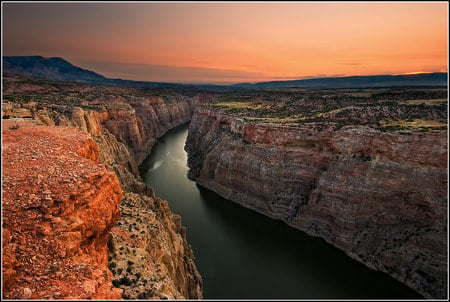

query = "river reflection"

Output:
[[139, 123, 422, 299]]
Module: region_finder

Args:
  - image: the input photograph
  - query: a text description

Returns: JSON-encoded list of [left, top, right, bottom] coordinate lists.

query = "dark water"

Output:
[[139, 123, 423, 299]]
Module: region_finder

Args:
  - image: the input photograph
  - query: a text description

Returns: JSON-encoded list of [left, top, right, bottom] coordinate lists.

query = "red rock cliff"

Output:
[[2, 120, 123, 299], [2, 77, 205, 299], [68, 97, 204, 299]]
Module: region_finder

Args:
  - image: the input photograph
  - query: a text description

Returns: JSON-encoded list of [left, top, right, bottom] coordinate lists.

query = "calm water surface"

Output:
[[139, 123, 422, 299]]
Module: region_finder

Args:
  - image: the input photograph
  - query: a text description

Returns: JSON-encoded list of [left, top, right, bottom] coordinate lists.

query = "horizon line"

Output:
[[3, 55, 447, 86]]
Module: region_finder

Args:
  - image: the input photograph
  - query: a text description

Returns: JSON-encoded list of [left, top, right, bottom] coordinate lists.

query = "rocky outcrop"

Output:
[[107, 193, 202, 299], [64, 97, 204, 298], [2, 120, 123, 299], [2, 77, 205, 299], [185, 107, 448, 299], [3, 90, 203, 192]]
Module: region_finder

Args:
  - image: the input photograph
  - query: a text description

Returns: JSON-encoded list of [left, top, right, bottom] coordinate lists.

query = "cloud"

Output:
[[338, 62, 363, 66], [329, 73, 347, 77], [259, 73, 350, 81], [75, 60, 267, 84]]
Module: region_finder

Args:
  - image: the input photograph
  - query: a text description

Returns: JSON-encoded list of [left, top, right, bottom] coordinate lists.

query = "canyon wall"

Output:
[[70, 94, 200, 192], [2, 84, 204, 299], [185, 107, 448, 299], [60, 96, 204, 299]]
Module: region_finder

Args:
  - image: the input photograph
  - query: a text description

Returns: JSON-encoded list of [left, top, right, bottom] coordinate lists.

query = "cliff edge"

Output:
[[2, 74, 204, 299], [2, 119, 123, 299], [185, 106, 447, 299]]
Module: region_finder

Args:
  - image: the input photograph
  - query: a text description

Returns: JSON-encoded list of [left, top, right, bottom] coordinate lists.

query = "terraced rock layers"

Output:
[[185, 107, 448, 299], [67, 96, 204, 299]]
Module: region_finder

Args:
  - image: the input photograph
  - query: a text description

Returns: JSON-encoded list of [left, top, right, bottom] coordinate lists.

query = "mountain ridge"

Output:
[[3, 56, 448, 90]]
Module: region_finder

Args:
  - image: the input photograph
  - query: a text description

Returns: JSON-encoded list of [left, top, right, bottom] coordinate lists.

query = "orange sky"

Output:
[[2, 2, 448, 83]]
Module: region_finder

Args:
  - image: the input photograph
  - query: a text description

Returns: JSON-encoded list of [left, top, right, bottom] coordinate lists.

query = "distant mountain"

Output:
[[2, 56, 197, 89], [3, 56, 110, 84], [233, 73, 448, 89], [3, 56, 448, 90]]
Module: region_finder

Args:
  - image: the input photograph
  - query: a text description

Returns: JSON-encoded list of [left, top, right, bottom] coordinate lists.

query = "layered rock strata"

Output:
[[185, 107, 448, 299], [67, 97, 204, 299], [2, 78, 204, 299], [2, 120, 123, 299], [66, 94, 201, 193]]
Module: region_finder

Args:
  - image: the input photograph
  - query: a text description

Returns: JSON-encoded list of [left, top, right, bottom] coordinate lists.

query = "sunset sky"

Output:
[[2, 2, 448, 84]]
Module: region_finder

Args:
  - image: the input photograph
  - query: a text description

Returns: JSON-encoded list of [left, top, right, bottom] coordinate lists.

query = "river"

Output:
[[139, 123, 422, 299]]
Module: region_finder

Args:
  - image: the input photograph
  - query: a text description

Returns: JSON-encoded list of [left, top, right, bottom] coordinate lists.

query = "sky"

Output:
[[2, 2, 448, 84]]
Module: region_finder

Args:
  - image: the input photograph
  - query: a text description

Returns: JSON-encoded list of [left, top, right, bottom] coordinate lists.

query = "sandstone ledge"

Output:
[[2, 120, 123, 299]]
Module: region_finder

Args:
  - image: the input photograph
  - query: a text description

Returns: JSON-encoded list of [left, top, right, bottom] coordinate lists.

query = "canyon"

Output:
[[2, 74, 205, 299], [2, 73, 447, 299], [185, 102, 447, 299]]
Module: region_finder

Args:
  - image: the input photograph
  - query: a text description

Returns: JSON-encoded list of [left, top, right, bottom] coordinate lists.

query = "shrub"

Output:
[[137, 293, 146, 299], [119, 276, 132, 286]]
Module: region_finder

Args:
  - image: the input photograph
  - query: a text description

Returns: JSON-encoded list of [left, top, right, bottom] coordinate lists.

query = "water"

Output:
[[139, 123, 423, 299]]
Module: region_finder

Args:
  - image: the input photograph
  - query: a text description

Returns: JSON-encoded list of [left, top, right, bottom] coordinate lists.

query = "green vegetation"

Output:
[[206, 87, 447, 132], [380, 119, 447, 129]]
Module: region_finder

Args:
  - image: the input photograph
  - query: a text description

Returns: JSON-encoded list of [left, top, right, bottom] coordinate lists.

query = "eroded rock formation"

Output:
[[185, 107, 448, 299], [107, 193, 202, 299], [66, 96, 204, 299], [2, 120, 123, 299], [2, 76, 204, 299]]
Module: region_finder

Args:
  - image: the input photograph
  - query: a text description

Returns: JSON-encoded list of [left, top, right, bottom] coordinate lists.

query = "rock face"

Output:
[[70, 94, 201, 193], [2, 77, 204, 299], [2, 120, 123, 299], [66, 96, 204, 299], [107, 193, 202, 299], [185, 107, 448, 299]]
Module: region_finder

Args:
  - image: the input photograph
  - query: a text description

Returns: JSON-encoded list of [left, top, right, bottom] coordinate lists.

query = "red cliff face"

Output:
[[2, 120, 123, 299], [66, 98, 204, 299], [69, 94, 201, 194], [185, 107, 448, 299], [2, 78, 205, 299]]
